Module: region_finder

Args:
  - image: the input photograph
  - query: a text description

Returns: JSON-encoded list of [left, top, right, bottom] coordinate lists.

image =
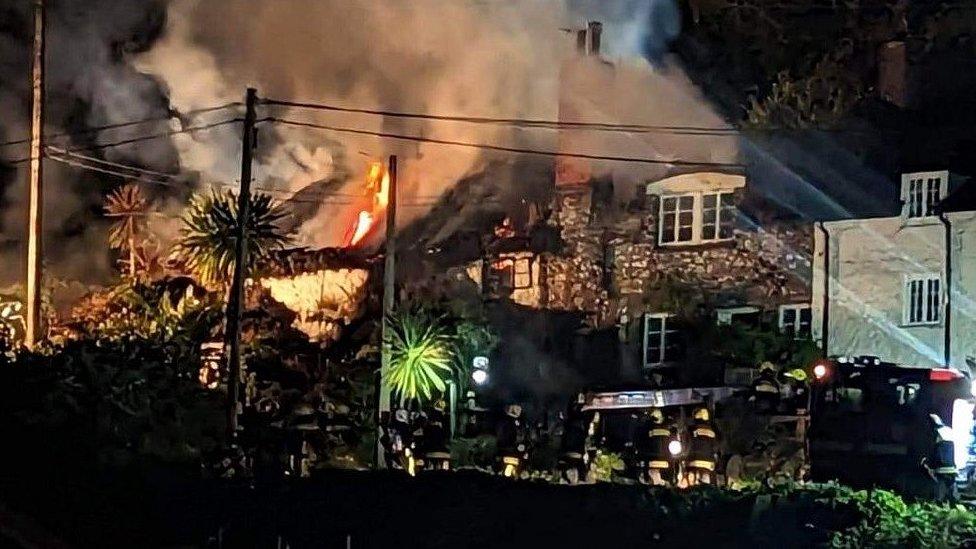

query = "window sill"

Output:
[[901, 321, 942, 328], [902, 217, 942, 227], [656, 239, 735, 251], [644, 362, 678, 370]]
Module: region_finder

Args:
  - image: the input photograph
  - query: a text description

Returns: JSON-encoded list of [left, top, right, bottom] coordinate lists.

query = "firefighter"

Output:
[[386, 408, 414, 474], [558, 409, 589, 484], [924, 414, 959, 501], [423, 400, 451, 470], [751, 361, 781, 412], [687, 406, 718, 486], [497, 405, 526, 478], [644, 408, 674, 486]]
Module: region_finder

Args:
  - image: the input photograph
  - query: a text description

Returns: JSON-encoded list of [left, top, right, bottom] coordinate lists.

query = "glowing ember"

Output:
[[344, 161, 390, 247]]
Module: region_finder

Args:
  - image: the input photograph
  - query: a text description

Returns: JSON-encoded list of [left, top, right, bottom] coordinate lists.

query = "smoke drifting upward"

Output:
[[0, 0, 730, 286], [137, 0, 708, 248]]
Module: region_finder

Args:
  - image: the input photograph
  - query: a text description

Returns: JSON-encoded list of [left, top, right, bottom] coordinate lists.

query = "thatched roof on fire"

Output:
[[257, 247, 375, 278]]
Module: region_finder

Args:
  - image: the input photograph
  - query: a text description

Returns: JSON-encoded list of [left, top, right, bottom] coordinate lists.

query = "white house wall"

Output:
[[949, 211, 976, 370], [817, 216, 947, 366]]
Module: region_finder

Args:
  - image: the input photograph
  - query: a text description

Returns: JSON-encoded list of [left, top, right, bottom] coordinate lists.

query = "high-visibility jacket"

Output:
[[688, 420, 718, 471], [646, 426, 673, 469]]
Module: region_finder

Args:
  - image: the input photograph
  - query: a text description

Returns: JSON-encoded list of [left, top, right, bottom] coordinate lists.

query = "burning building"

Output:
[[405, 23, 813, 390], [256, 247, 373, 344]]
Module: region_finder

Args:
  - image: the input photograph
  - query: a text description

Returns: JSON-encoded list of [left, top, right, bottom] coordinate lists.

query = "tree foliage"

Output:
[[105, 183, 155, 280], [172, 191, 290, 287], [383, 308, 456, 406]]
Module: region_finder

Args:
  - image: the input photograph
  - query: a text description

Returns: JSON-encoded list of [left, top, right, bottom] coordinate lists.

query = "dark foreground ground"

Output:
[[0, 452, 853, 549]]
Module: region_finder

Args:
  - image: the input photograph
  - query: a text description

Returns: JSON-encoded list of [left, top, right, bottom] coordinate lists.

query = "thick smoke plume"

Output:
[[136, 0, 717, 247], [0, 0, 731, 289]]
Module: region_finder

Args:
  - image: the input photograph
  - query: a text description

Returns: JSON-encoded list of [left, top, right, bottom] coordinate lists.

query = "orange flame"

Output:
[[348, 211, 374, 247], [345, 161, 389, 247]]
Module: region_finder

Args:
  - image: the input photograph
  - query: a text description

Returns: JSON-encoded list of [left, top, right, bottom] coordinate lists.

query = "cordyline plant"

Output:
[[172, 190, 289, 287], [383, 309, 456, 407], [105, 183, 152, 281]]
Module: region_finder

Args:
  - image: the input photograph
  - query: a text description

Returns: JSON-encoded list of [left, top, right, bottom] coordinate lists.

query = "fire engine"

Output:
[[809, 356, 976, 499]]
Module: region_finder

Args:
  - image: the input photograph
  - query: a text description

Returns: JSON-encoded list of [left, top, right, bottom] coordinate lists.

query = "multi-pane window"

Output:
[[779, 304, 812, 338], [904, 275, 941, 325], [701, 192, 735, 241], [659, 191, 736, 245], [660, 195, 695, 244], [512, 257, 532, 289], [644, 313, 682, 367], [906, 177, 941, 218], [495, 256, 533, 290]]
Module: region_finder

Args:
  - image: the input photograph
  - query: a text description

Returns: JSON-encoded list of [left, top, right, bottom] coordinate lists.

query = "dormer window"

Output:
[[659, 191, 735, 245], [905, 174, 942, 218]]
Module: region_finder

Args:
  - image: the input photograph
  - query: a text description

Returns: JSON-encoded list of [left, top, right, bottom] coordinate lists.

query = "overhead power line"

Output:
[[46, 153, 185, 189], [0, 102, 242, 148], [46, 146, 180, 180], [261, 98, 739, 135], [64, 118, 243, 154], [2, 118, 243, 164], [265, 117, 744, 169]]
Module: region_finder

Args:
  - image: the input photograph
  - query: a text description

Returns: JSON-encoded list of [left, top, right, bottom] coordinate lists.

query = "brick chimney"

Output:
[[575, 21, 603, 56]]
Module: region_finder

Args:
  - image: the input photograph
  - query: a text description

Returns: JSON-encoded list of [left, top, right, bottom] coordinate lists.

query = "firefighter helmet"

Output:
[[433, 399, 447, 412], [649, 408, 665, 424], [506, 404, 523, 418], [759, 361, 777, 374], [693, 407, 710, 422]]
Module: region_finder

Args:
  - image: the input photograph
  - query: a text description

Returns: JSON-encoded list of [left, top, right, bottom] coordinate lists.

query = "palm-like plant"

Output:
[[172, 190, 289, 287], [383, 309, 456, 406], [105, 183, 151, 280]]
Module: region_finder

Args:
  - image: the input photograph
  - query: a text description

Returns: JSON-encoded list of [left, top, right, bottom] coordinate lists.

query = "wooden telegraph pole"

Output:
[[224, 88, 258, 440], [377, 154, 397, 467], [25, 0, 45, 349]]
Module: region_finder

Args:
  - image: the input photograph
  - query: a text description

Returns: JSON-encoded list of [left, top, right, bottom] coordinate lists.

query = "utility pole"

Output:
[[224, 87, 258, 440], [377, 154, 397, 467], [25, 0, 45, 349]]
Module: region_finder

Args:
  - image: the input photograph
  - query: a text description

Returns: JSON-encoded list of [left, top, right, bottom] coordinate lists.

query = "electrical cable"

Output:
[[0, 102, 242, 148], [261, 98, 738, 135], [264, 117, 744, 169]]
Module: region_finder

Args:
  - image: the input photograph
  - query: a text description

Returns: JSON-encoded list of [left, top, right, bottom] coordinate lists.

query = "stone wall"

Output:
[[537, 180, 812, 324]]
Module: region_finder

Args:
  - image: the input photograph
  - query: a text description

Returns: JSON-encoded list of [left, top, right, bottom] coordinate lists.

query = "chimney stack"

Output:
[[576, 21, 603, 56], [587, 21, 602, 55]]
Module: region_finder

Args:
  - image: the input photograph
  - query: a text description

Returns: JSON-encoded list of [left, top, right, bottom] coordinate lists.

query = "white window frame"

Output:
[[903, 173, 943, 219], [903, 274, 942, 326], [512, 257, 532, 289], [658, 191, 735, 246], [642, 313, 678, 367], [778, 304, 812, 338], [716, 306, 760, 325]]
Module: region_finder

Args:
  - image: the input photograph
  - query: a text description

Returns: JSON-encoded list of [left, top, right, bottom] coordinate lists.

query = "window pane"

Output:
[[661, 212, 676, 243], [782, 308, 796, 328], [702, 193, 718, 240], [799, 307, 812, 334], [927, 279, 940, 322], [663, 197, 677, 211], [513, 258, 531, 288], [664, 335, 683, 362], [909, 180, 923, 218], [926, 179, 941, 216], [679, 196, 694, 209], [719, 194, 735, 239], [908, 279, 925, 323], [678, 226, 693, 241], [645, 316, 663, 364]]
